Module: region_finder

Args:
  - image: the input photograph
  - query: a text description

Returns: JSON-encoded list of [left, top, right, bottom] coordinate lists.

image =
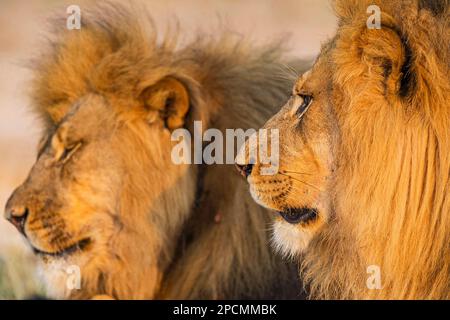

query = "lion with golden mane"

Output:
[[237, 0, 449, 299], [4, 3, 307, 299]]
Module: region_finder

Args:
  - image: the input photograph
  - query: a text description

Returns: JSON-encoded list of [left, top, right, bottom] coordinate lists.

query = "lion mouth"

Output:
[[277, 207, 318, 224], [32, 238, 91, 258]]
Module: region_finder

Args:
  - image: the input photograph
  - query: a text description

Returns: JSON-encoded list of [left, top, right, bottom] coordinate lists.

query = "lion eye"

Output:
[[59, 142, 81, 163], [295, 94, 313, 118]]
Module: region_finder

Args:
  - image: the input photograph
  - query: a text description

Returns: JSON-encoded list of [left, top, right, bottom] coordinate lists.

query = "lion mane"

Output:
[[301, 0, 449, 299], [26, 2, 306, 299]]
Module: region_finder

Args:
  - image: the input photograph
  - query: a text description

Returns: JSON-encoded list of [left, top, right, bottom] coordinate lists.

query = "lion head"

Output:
[[237, 0, 449, 299], [4, 3, 306, 299]]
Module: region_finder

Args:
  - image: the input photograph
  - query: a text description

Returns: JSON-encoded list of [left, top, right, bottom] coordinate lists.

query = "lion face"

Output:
[[239, 0, 450, 299], [237, 58, 336, 257], [237, 0, 449, 299], [4, 77, 195, 298], [237, 5, 439, 259], [6, 95, 121, 260]]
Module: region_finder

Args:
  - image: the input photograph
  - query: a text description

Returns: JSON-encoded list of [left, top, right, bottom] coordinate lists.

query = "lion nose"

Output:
[[236, 163, 254, 178], [5, 203, 29, 236]]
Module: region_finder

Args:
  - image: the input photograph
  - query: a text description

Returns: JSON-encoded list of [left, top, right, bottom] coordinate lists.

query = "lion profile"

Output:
[[3, 2, 307, 299], [237, 0, 449, 299]]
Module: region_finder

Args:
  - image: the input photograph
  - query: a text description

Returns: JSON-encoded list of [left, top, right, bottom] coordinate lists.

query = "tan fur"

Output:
[[4, 2, 308, 299], [238, 0, 449, 299]]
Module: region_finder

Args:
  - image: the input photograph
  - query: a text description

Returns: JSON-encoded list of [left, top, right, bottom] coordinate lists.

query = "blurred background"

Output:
[[0, 0, 336, 298]]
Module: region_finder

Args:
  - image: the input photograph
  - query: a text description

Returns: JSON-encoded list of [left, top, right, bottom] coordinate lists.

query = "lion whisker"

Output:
[[280, 63, 300, 79], [280, 170, 313, 176], [278, 172, 322, 191]]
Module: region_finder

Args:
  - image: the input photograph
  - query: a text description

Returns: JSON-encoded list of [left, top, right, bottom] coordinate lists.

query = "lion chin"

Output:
[[271, 220, 313, 258], [37, 257, 82, 299], [249, 185, 320, 256]]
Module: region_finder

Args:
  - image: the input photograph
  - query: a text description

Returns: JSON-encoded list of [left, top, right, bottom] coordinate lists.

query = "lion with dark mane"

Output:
[[238, 0, 449, 299], [4, 2, 307, 299]]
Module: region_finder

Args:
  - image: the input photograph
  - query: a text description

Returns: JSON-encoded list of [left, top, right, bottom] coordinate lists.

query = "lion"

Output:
[[236, 0, 449, 299], [3, 2, 308, 299]]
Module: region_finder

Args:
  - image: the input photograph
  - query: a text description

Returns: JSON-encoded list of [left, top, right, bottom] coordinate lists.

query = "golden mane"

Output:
[[300, 0, 449, 299], [28, 2, 307, 299]]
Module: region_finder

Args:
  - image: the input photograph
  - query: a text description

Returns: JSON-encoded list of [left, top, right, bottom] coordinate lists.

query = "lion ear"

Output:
[[359, 27, 415, 99], [141, 77, 190, 130]]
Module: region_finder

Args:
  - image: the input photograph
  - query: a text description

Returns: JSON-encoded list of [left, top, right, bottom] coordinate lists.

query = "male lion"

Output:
[[3, 3, 307, 299], [237, 0, 449, 299]]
